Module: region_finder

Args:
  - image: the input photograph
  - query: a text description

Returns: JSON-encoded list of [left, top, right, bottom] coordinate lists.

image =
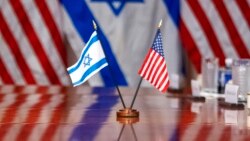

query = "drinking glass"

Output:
[[232, 59, 250, 102], [202, 58, 219, 93]]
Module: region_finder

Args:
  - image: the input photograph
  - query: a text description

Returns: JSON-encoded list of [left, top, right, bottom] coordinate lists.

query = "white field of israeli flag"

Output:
[[67, 31, 108, 86]]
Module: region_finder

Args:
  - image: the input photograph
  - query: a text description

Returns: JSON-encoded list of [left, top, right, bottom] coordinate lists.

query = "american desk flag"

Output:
[[67, 31, 108, 87], [138, 29, 170, 93]]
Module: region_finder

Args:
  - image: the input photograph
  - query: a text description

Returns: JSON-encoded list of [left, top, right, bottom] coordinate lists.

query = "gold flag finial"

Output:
[[92, 20, 97, 30], [158, 19, 162, 28]]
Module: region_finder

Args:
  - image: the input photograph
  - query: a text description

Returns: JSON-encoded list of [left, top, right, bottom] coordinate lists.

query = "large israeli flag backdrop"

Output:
[[61, 0, 181, 87]]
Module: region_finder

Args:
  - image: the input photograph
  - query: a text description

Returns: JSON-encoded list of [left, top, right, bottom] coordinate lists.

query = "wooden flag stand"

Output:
[[117, 114, 139, 124], [116, 78, 142, 118], [116, 108, 139, 118]]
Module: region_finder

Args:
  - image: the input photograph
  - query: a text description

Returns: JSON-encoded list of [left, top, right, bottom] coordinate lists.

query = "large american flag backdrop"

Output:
[[179, 0, 250, 72], [0, 0, 69, 85], [0, 0, 249, 85]]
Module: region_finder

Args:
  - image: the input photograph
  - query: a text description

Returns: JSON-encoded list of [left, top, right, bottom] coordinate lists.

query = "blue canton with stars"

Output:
[[91, 0, 144, 16], [83, 54, 92, 67], [152, 30, 164, 58]]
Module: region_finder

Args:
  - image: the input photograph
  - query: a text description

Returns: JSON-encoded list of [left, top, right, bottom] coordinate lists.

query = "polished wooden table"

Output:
[[0, 85, 249, 141]]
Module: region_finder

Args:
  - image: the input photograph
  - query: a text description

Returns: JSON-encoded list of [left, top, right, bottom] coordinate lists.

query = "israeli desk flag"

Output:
[[67, 31, 108, 86]]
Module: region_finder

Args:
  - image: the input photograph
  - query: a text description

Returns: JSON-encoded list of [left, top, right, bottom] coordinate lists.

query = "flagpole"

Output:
[[92, 21, 126, 108], [129, 19, 163, 109], [130, 77, 142, 108]]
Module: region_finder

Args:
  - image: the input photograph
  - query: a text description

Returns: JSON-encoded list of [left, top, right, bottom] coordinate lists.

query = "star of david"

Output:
[[83, 54, 92, 67], [91, 0, 144, 16]]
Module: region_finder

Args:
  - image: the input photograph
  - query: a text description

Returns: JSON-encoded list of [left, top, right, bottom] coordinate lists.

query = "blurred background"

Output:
[[0, 0, 249, 89]]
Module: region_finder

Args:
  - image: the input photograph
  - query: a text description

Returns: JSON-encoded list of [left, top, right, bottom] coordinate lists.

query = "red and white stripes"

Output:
[[0, 0, 69, 85], [139, 49, 170, 93], [180, 0, 250, 72]]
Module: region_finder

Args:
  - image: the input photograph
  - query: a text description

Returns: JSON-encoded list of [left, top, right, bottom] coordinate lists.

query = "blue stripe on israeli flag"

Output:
[[163, 0, 180, 27], [67, 31, 108, 86], [72, 58, 107, 86]]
